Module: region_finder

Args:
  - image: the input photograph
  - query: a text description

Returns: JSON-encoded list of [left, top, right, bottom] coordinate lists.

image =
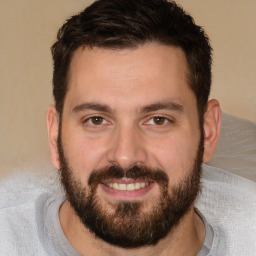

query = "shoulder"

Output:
[[199, 164, 256, 208], [0, 167, 62, 255], [196, 164, 256, 255], [0, 167, 61, 208]]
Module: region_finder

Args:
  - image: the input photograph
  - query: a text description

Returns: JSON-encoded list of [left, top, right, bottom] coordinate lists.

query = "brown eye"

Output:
[[91, 116, 104, 125], [153, 116, 166, 125]]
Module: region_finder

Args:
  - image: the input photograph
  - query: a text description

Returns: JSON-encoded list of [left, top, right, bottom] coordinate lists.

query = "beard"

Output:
[[58, 134, 204, 248]]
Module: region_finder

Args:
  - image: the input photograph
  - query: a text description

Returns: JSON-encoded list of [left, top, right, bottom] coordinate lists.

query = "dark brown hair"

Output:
[[51, 0, 212, 124]]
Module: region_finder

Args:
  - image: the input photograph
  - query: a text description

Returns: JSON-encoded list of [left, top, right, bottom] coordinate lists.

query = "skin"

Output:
[[46, 43, 221, 256]]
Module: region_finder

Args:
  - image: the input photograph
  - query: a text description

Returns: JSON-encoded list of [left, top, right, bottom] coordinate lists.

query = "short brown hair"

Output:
[[52, 0, 212, 124]]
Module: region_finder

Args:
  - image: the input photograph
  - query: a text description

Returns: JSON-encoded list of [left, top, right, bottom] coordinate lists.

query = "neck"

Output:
[[59, 201, 205, 256]]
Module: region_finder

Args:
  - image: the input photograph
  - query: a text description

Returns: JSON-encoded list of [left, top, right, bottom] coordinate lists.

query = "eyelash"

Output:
[[83, 115, 110, 127], [83, 115, 174, 128], [144, 116, 174, 127]]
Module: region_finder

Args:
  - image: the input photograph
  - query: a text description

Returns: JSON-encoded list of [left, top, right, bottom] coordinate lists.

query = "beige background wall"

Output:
[[0, 0, 255, 176]]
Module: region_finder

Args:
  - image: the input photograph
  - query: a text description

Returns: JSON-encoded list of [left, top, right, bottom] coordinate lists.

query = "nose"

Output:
[[107, 124, 148, 169]]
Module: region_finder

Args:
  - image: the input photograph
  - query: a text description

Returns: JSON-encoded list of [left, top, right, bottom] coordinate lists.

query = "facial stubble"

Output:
[[58, 132, 204, 248]]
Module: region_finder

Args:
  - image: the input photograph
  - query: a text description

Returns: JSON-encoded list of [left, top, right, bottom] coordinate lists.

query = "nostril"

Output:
[[106, 130, 148, 169]]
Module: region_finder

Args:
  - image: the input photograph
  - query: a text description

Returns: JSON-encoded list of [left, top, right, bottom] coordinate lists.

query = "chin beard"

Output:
[[58, 135, 204, 248]]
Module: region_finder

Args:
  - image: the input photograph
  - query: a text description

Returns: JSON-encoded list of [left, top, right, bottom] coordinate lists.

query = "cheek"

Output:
[[61, 126, 110, 178], [149, 131, 200, 183]]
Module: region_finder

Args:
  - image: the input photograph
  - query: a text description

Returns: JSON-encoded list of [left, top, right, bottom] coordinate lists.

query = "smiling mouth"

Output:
[[104, 182, 150, 191], [100, 179, 155, 200]]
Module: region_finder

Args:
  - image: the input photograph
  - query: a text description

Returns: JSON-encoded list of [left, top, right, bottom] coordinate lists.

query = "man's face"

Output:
[[58, 43, 203, 247]]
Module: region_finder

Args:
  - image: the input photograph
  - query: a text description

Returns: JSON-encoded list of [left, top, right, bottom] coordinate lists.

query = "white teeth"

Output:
[[135, 183, 141, 189], [140, 182, 146, 188], [113, 183, 119, 189], [127, 183, 135, 191], [106, 182, 149, 191], [119, 184, 126, 190]]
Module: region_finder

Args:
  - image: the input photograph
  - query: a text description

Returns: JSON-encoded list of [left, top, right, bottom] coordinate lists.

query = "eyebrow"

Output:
[[139, 101, 184, 113], [72, 101, 184, 114], [72, 102, 112, 113]]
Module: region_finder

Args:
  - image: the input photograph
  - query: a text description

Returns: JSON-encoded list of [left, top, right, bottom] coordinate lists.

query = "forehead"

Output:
[[66, 43, 194, 111]]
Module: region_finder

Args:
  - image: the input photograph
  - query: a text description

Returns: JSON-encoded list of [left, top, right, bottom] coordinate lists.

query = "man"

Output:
[[1, 0, 255, 255], [47, 0, 220, 254]]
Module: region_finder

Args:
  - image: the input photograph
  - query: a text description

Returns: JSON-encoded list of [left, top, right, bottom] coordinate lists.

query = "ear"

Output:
[[46, 105, 60, 169], [202, 99, 222, 163]]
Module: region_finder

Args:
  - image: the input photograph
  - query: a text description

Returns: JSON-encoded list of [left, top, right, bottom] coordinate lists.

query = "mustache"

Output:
[[88, 165, 169, 187]]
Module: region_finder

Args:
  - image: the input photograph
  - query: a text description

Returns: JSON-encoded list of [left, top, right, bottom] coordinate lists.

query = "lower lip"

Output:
[[100, 182, 155, 200]]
